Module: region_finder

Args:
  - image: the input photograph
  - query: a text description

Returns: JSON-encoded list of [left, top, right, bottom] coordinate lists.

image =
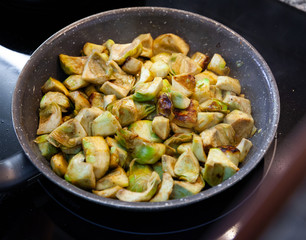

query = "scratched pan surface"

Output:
[[12, 7, 280, 211]]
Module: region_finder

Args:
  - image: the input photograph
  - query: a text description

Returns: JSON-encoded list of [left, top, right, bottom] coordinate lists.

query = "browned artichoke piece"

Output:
[[135, 33, 153, 58], [122, 57, 143, 75], [68, 91, 91, 113], [152, 33, 189, 56], [82, 42, 106, 56], [171, 74, 196, 97], [88, 92, 104, 110], [41, 77, 69, 96], [50, 152, 68, 177], [37, 103, 62, 135], [59, 54, 87, 75], [156, 93, 174, 120], [172, 99, 199, 128], [40, 91, 71, 112], [95, 166, 128, 190], [191, 52, 210, 69], [217, 145, 240, 166], [169, 53, 202, 75]]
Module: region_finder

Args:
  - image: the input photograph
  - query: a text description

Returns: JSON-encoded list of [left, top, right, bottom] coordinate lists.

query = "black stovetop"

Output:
[[1, 0, 306, 239]]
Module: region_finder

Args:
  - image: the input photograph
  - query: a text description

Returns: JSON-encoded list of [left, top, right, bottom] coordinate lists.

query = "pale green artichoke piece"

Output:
[[122, 57, 143, 75], [172, 99, 199, 129], [103, 94, 117, 109], [68, 91, 91, 113], [74, 107, 103, 136], [82, 52, 112, 84], [110, 38, 143, 65], [168, 53, 202, 76], [171, 91, 191, 109], [195, 70, 218, 85], [41, 77, 69, 96], [217, 145, 240, 166], [194, 112, 224, 133], [134, 100, 156, 120], [223, 110, 254, 143], [200, 123, 235, 148], [63, 75, 89, 91], [64, 152, 96, 190], [161, 155, 177, 177], [150, 60, 170, 78], [89, 92, 104, 110], [134, 33, 153, 58], [191, 134, 207, 163], [216, 76, 241, 95], [236, 138, 253, 163], [48, 118, 87, 148], [82, 136, 110, 179], [152, 33, 189, 56], [116, 171, 161, 202], [191, 52, 210, 69], [133, 142, 166, 165], [114, 128, 140, 150], [37, 103, 62, 135], [134, 61, 154, 90], [191, 78, 211, 104], [202, 148, 239, 187], [152, 116, 170, 140], [150, 172, 174, 202], [92, 111, 122, 137], [110, 145, 130, 169], [92, 185, 122, 198], [207, 53, 230, 76], [95, 166, 128, 190], [174, 148, 200, 183], [171, 74, 196, 97], [127, 159, 153, 192], [170, 175, 205, 199], [164, 133, 193, 155], [199, 98, 229, 114], [40, 91, 71, 112], [60, 145, 82, 155], [129, 120, 162, 143], [59, 54, 87, 75], [82, 42, 106, 56], [177, 142, 192, 154], [223, 94, 252, 115], [50, 152, 68, 177], [152, 161, 163, 180], [34, 134, 58, 160], [133, 77, 163, 102], [100, 81, 130, 99]]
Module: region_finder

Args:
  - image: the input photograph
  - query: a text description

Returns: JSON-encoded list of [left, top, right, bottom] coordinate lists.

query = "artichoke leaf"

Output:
[[34, 134, 58, 160], [161, 155, 177, 177], [171, 91, 191, 109], [82, 42, 106, 56], [92, 185, 123, 198], [191, 134, 207, 163], [150, 172, 174, 202], [216, 76, 241, 95], [169, 53, 202, 76], [199, 98, 229, 114]]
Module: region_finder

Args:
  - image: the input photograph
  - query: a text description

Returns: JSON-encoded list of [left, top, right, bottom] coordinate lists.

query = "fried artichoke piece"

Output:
[[171, 91, 191, 109], [110, 38, 143, 65], [122, 57, 143, 75], [200, 123, 235, 149], [191, 78, 211, 104], [224, 110, 254, 143], [92, 111, 122, 137], [194, 112, 224, 133], [103, 94, 117, 109], [134, 100, 156, 120], [133, 142, 166, 165], [74, 107, 103, 136], [48, 119, 87, 148], [217, 145, 240, 166], [201, 148, 239, 187], [82, 136, 110, 179], [170, 123, 193, 134], [192, 134, 207, 163], [216, 76, 241, 95], [150, 172, 174, 202], [174, 149, 200, 183], [223, 93, 252, 114], [169, 53, 202, 76], [156, 93, 174, 120], [116, 171, 161, 202], [68, 91, 91, 113], [133, 77, 163, 102], [236, 138, 253, 162], [172, 99, 199, 128], [63, 75, 89, 91], [60, 145, 82, 155], [92, 185, 122, 198], [199, 98, 229, 114], [84, 84, 98, 97], [152, 116, 170, 140], [150, 52, 171, 63], [37, 103, 62, 135], [115, 128, 140, 150], [89, 92, 104, 110], [129, 120, 162, 143], [207, 53, 230, 76], [134, 61, 154, 90], [40, 91, 70, 112], [34, 134, 58, 160], [195, 70, 218, 85], [191, 52, 210, 69], [82, 52, 112, 84], [107, 97, 138, 126], [64, 152, 96, 190], [82, 42, 106, 56], [41, 77, 69, 96], [152, 161, 163, 180], [153, 33, 189, 56], [164, 133, 193, 155], [59, 54, 87, 75], [171, 74, 196, 97], [135, 33, 153, 58], [95, 166, 128, 190], [100, 81, 131, 99], [127, 160, 153, 192], [161, 155, 177, 177], [150, 60, 170, 78], [170, 175, 205, 199], [50, 152, 68, 177], [110, 145, 130, 169], [177, 142, 192, 154]]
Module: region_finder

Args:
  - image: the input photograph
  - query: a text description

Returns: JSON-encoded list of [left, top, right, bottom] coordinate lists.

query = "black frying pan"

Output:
[[12, 7, 280, 211]]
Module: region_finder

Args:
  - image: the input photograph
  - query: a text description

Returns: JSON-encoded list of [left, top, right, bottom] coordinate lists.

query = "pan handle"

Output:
[[0, 45, 40, 191]]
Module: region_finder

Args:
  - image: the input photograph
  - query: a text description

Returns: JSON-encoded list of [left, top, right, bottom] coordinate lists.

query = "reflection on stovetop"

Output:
[[1, 0, 306, 239]]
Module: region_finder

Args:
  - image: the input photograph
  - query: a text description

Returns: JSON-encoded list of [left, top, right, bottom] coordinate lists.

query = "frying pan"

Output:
[[12, 7, 280, 211]]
